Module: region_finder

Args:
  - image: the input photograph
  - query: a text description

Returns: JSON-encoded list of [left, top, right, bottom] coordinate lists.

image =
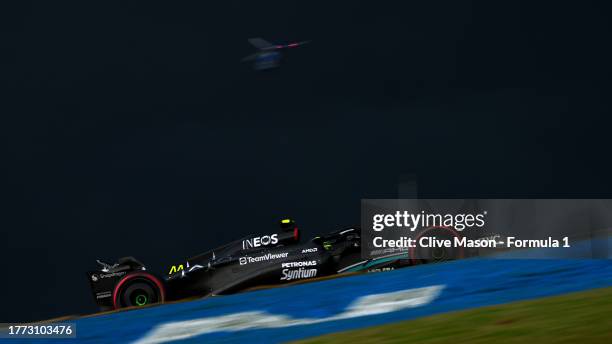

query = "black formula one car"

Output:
[[86, 219, 469, 310]]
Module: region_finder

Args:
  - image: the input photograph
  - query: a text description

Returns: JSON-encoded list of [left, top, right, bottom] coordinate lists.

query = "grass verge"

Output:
[[292, 287, 612, 344]]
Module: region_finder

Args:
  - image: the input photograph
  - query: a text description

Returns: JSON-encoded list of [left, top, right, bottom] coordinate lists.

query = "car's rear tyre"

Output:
[[113, 272, 165, 309], [410, 226, 464, 264]]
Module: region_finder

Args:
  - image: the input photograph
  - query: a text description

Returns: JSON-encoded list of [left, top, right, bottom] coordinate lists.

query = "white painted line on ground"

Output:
[[133, 285, 445, 344]]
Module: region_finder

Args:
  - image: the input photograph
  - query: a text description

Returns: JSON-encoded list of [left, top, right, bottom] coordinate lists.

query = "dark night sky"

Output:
[[1, 1, 611, 321]]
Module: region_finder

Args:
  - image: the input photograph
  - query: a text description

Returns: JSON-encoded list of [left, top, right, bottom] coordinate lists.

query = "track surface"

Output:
[[4, 239, 611, 344]]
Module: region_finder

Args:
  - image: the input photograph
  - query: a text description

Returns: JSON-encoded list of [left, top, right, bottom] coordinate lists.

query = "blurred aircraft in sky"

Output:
[[241, 38, 310, 70]]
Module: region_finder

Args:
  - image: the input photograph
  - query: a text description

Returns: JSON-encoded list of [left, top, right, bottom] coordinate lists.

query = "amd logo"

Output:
[[242, 234, 279, 250]]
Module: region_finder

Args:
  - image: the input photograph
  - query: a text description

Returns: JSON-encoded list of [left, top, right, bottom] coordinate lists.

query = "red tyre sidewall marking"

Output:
[[112, 272, 165, 309]]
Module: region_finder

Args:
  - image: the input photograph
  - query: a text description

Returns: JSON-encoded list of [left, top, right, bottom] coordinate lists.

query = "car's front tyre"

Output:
[[410, 226, 464, 264]]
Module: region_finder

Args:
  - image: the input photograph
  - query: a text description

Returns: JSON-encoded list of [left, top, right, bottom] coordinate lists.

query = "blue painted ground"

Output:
[[5, 240, 611, 344]]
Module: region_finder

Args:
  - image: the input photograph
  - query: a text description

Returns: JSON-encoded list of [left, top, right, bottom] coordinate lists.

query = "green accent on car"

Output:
[[343, 254, 409, 272], [135, 294, 148, 306]]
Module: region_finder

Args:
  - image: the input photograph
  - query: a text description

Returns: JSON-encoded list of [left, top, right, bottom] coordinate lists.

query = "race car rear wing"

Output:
[[86, 257, 147, 310]]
